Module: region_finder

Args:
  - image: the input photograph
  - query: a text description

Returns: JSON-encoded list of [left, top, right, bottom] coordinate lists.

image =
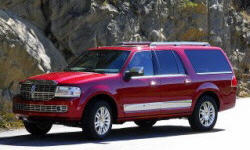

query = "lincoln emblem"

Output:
[[30, 85, 36, 98]]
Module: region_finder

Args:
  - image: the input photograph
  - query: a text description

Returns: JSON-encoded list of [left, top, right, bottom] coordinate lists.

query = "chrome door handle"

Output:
[[184, 79, 192, 84], [150, 81, 157, 86]]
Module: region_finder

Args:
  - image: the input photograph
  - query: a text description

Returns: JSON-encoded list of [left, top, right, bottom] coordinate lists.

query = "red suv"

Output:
[[13, 42, 237, 139]]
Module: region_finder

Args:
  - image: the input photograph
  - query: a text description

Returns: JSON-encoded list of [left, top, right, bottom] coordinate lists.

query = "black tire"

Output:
[[23, 121, 52, 136], [134, 120, 157, 128], [82, 100, 113, 139], [188, 95, 218, 131]]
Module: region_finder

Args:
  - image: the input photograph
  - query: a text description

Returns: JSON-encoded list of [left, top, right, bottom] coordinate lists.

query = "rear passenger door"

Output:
[[153, 50, 194, 114]]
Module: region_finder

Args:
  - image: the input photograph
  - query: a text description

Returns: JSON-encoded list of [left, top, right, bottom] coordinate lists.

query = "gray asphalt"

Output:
[[0, 97, 249, 150]]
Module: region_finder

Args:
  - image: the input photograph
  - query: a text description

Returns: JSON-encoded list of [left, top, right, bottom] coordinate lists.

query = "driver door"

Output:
[[119, 51, 161, 117]]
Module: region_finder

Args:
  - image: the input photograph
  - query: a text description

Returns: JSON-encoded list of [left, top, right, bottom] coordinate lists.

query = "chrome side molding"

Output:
[[124, 100, 192, 113], [197, 71, 233, 75]]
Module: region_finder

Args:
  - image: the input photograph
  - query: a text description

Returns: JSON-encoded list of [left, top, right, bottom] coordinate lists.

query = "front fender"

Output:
[[77, 84, 121, 118], [80, 85, 117, 105]]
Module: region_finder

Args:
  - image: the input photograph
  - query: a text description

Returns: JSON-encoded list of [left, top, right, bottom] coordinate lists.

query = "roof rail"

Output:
[[117, 42, 151, 46], [116, 41, 210, 47], [150, 41, 210, 46]]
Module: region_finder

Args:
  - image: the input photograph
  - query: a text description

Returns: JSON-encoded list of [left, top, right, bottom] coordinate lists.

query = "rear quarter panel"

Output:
[[190, 74, 236, 111], [174, 47, 236, 112]]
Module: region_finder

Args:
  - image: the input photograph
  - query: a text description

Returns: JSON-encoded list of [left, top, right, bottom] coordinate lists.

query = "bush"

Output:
[[0, 99, 23, 129], [179, 0, 207, 15]]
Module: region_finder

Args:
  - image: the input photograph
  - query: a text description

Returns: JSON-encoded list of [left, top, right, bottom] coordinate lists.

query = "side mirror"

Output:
[[124, 66, 144, 81]]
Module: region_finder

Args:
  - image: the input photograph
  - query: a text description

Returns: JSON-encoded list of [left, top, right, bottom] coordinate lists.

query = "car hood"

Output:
[[27, 72, 116, 84]]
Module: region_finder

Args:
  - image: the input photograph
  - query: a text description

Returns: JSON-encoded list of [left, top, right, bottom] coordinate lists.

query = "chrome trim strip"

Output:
[[131, 74, 186, 79], [124, 100, 192, 113], [14, 103, 68, 113], [22, 80, 57, 85], [197, 71, 232, 75]]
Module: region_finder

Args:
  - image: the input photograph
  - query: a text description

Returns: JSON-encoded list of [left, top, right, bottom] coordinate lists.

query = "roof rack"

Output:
[[116, 41, 210, 47], [150, 41, 210, 46], [117, 42, 151, 46]]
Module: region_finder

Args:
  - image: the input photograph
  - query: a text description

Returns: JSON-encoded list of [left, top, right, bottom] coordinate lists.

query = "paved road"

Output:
[[0, 98, 249, 150]]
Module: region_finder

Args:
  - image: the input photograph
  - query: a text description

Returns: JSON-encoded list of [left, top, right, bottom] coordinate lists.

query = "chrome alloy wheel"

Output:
[[199, 101, 216, 127], [94, 106, 111, 135]]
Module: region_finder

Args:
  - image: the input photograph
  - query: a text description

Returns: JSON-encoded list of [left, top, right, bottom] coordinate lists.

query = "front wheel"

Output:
[[188, 95, 218, 131], [23, 121, 52, 136], [82, 100, 112, 139]]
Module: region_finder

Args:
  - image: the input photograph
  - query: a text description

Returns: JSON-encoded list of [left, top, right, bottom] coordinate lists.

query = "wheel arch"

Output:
[[192, 82, 222, 111], [197, 91, 221, 110], [82, 93, 119, 123]]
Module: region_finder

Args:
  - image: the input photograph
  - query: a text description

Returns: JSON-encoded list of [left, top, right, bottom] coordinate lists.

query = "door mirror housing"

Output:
[[124, 67, 144, 81]]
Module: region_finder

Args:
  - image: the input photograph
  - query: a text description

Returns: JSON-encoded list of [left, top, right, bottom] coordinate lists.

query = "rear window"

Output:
[[185, 50, 232, 74]]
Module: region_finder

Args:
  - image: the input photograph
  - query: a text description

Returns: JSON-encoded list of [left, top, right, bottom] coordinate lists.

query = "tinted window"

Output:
[[66, 50, 130, 73], [173, 51, 186, 74], [155, 51, 180, 75], [127, 51, 154, 76], [185, 50, 232, 73]]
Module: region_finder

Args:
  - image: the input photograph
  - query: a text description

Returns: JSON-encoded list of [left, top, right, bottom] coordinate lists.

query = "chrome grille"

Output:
[[20, 80, 57, 101], [14, 103, 68, 113]]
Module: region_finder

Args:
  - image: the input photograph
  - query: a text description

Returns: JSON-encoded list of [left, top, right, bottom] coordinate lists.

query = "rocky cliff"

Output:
[[0, 0, 249, 100]]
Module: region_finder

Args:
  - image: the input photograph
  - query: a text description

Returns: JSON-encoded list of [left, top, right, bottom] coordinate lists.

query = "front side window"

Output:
[[127, 51, 154, 76], [155, 50, 185, 75], [185, 50, 232, 73], [65, 50, 130, 73]]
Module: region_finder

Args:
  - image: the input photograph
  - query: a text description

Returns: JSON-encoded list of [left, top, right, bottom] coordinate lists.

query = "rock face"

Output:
[[0, 10, 67, 101], [0, 0, 48, 30], [0, 0, 249, 99]]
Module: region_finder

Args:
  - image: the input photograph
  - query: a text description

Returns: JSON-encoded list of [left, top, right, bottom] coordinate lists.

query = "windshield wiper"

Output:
[[64, 67, 88, 72], [93, 70, 106, 74], [64, 67, 106, 74], [84, 68, 107, 74], [63, 67, 71, 72]]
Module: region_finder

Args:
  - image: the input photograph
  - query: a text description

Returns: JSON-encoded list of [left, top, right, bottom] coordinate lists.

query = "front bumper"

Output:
[[13, 95, 83, 121]]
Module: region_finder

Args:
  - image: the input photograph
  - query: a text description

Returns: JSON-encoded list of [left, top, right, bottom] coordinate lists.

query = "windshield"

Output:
[[65, 50, 130, 73]]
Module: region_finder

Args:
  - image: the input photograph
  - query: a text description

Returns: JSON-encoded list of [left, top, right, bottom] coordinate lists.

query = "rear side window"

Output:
[[185, 50, 232, 73], [172, 51, 186, 74], [154, 50, 185, 75]]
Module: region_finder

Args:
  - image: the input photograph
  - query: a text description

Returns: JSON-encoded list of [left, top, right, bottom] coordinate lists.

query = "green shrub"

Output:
[[0, 99, 23, 129], [181, 0, 199, 8], [180, 0, 207, 15]]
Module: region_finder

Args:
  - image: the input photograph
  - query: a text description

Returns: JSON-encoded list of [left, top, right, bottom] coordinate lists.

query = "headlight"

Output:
[[55, 86, 81, 98]]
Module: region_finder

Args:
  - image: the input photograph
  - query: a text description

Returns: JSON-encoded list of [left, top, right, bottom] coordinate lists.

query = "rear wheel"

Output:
[[82, 100, 112, 139], [134, 120, 157, 128], [23, 121, 52, 136], [188, 95, 218, 131]]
